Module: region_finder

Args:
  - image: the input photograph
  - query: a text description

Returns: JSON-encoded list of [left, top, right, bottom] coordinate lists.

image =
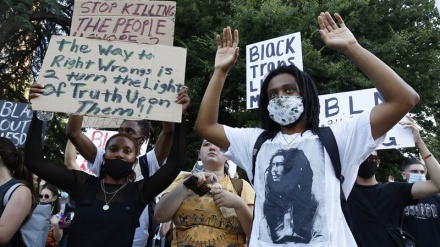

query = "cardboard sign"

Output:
[[0, 100, 33, 148], [71, 1, 176, 46], [246, 32, 303, 109], [318, 88, 414, 149], [32, 36, 186, 122]]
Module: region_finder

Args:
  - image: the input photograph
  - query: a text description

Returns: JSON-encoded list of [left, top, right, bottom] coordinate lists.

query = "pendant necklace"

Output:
[[281, 132, 300, 149], [101, 179, 129, 211]]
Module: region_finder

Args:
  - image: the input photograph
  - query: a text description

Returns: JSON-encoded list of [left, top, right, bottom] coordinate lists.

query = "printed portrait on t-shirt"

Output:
[[263, 148, 319, 244]]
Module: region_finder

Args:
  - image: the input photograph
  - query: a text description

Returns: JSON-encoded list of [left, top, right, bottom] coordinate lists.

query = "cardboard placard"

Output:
[[71, 1, 176, 46], [32, 36, 186, 122]]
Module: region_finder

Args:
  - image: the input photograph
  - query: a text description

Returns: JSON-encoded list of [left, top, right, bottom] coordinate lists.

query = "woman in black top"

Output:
[[24, 114, 185, 247]]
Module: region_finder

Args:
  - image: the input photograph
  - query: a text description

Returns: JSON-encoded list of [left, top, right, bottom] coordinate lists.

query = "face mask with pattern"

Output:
[[268, 96, 304, 126]]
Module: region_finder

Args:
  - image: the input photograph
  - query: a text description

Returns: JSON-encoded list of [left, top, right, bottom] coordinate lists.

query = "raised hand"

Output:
[[176, 86, 190, 115], [400, 115, 423, 145], [215, 26, 239, 73], [318, 12, 358, 54]]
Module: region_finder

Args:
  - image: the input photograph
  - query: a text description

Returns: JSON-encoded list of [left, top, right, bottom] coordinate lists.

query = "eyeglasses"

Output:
[[39, 194, 51, 199], [367, 155, 380, 163]]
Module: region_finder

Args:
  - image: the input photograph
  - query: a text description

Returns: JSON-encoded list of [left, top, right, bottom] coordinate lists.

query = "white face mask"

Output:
[[407, 173, 426, 183], [268, 96, 304, 126]]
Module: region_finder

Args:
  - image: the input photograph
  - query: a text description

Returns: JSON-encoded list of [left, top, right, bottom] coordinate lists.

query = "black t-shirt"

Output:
[[402, 194, 440, 247], [347, 182, 415, 247]]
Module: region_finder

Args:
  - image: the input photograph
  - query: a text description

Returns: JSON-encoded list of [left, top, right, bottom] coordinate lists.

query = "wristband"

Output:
[[423, 153, 432, 160]]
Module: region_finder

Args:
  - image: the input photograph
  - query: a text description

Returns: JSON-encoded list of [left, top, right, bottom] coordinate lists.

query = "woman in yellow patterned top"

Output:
[[155, 139, 255, 247]]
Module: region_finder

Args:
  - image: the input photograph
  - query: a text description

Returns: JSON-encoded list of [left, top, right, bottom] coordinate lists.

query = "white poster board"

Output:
[[71, 1, 176, 46], [246, 32, 303, 109], [318, 88, 414, 149], [32, 36, 186, 122]]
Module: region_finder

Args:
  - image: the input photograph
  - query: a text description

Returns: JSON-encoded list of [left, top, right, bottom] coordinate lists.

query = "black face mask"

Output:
[[103, 158, 134, 179], [358, 160, 379, 178]]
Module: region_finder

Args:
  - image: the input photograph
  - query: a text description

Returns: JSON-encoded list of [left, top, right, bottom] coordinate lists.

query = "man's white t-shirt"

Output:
[[88, 148, 161, 247], [223, 110, 385, 246]]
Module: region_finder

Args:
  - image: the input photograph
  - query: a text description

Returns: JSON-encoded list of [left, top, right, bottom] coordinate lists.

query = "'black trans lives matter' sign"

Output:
[[31, 36, 187, 123]]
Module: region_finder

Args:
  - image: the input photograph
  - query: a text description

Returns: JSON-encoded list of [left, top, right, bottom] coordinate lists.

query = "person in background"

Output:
[[155, 140, 255, 246], [401, 116, 440, 247], [29, 83, 190, 247], [40, 183, 64, 247], [194, 11, 419, 246], [347, 116, 440, 247], [0, 137, 33, 246], [24, 112, 186, 247]]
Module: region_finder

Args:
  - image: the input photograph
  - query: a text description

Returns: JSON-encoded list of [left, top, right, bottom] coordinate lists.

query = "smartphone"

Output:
[[183, 175, 210, 196]]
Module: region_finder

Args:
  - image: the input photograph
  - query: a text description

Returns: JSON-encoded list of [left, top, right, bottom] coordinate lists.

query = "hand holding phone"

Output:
[[183, 175, 211, 196]]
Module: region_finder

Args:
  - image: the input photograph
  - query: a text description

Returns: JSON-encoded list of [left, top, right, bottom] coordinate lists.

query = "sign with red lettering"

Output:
[[71, 1, 176, 46], [31, 36, 187, 122]]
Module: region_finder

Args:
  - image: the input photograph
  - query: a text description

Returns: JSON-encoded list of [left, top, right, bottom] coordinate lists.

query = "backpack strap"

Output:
[[230, 178, 243, 196], [139, 154, 149, 178], [3, 183, 24, 206], [316, 126, 353, 229], [252, 131, 269, 185]]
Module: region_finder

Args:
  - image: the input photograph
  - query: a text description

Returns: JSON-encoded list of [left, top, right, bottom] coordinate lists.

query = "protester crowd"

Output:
[[2, 10, 440, 247]]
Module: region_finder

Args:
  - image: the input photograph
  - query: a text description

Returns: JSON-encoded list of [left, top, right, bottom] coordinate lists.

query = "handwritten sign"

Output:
[[82, 116, 124, 128], [246, 32, 303, 109], [0, 100, 34, 148], [71, 1, 176, 46], [32, 36, 187, 122], [318, 88, 414, 149]]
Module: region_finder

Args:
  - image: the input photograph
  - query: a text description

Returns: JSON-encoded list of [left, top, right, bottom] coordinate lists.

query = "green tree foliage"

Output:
[[1, 0, 440, 180]]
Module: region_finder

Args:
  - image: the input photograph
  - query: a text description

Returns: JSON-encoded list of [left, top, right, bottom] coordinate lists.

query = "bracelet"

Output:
[[423, 153, 432, 160]]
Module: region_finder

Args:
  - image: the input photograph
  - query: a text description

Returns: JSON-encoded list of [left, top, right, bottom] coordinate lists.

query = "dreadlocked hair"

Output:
[[259, 64, 320, 139]]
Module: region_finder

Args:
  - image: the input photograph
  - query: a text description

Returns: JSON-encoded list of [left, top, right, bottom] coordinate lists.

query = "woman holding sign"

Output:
[[24, 113, 186, 247]]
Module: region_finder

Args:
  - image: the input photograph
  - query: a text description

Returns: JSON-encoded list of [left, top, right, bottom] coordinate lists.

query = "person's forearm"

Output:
[[64, 140, 81, 171], [344, 44, 418, 107], [141, 123, 186, 203], [417, 140, 440, 189], [195, 69, 226, 132], [234, 202, 253, 237], [194, 69, 230, 149], [25, 114, 77, 192], [155, 183, 188, 222], [52, 225, 63, 242], [66, 115, 98, 163], [154, 122, 175, 166]]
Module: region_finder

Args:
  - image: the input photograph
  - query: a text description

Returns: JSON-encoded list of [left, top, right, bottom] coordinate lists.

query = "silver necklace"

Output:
[[281, 132, 300, 149], [100, 179, 129, 211]]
